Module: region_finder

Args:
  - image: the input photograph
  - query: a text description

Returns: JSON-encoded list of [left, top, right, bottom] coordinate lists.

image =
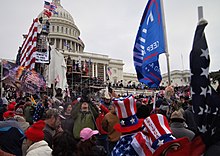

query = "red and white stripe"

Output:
[[20, 18, 38, 70], [132, 132, 154, 155], [143, 114, 172, 143], [113, 95, 136, 119]]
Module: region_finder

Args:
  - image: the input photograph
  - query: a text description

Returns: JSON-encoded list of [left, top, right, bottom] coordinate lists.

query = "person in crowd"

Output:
[[43, 108, 63, 148], [23, 98, 35, 125], [136, 98, 151, 119], [52, 131, 78, 156], [143, 113, 205, 156], [14, 106, 30, 156], [184, 99, 198, 134], [170, 110, 195, 141], [71, 96, 99, 141], [33, 94, 49, 122], [102, 104, 121, 155], [61, 102, 74, 134], [14, 104, 30, 130], [111, 95, 153, 156], [180, 96, 188, 110], [0, 98, 7, 121], [204, 115, 220, 156], [0, 111, 25, 156], [1, 96, 9, 106], [77, 127, 107, 156], [0, 149, 15, 156], [25, 120, 52, 156], [7, 101, 16, 111], [95, 87, 111, 153]]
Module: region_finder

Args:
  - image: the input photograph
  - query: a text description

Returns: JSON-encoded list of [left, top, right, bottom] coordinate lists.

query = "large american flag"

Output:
[[190, 20, 220, 145], [19, 18, 38, 70]]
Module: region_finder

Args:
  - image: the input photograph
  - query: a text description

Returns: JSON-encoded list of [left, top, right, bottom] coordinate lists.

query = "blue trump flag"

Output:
[[133, 0, 166, 88]]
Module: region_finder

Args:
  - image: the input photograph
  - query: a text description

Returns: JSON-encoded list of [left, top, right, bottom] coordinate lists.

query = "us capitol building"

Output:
[[37, 0, 190, 95], [37, 0, 141, 93]]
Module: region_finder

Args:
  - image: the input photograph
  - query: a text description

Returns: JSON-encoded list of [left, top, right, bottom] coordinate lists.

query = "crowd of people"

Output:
[[0, 85, 219, 156]]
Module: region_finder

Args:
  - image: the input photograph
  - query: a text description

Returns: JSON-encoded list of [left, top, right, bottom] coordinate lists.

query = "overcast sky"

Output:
[[0, 0, 219, 74]]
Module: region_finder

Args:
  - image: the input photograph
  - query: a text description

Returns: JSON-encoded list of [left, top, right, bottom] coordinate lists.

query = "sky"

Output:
[[0, 0, 220, 75]]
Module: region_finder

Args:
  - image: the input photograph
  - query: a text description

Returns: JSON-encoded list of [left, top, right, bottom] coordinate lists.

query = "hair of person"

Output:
[[45, 108, 59, 119], [63, 102, 72, 112], [76, 138, 95, 156], [52, 131, 77, 156]]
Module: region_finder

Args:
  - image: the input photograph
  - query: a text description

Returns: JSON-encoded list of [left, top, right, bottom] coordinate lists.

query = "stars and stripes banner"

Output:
[[107, 67, 112, 76], [43, 9, 52, 18], [190, 20, 220, 145], [111, 132, 153, 156], [44, 1, 57, 11], [19, 18, 38, 70], [133, 0, 166, 88], [2, 60, 46, 94], [44, 1, 58, 17]]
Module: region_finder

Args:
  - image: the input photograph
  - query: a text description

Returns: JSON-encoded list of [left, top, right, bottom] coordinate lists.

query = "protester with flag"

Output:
[[133, 0, 166, 88], [111, 95, 153, 156]]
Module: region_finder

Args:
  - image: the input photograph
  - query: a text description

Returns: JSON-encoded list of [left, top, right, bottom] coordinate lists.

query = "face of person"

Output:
[[81, 102, 89, 112], [51, 116, 61, 129], [66, 104, 72, 114], [104, 98, 111, 104], [26, 139, 33, 148]]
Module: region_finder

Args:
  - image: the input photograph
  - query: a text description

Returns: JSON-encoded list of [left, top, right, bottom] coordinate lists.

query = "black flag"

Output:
[[190, 19, 220, 146]]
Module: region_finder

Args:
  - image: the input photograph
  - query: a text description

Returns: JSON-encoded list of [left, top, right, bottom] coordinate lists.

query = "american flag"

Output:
[[107, 67, 112, 76], [19, 18, 38, 70], [44, 1, 57, 11], [111, 132, 153, 156], [190, 19, 220, 144], [43, 9, 52, 18], [44, 1, 51, 10]]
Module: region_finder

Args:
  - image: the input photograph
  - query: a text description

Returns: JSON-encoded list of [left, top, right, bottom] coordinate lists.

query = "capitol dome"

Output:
[[38, 0, 84, 53]]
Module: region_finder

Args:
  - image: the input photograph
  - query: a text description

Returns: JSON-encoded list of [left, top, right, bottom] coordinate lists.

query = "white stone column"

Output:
[[77, 44, 80, 52], [95, 63, 98, 77], [71, 41, 73, 51], [92, 63, 94, 77], [77, 44, 79, 52], [103, 64, 106, 82], [54, 39, 57, 47], [59, 39, 62, 49]]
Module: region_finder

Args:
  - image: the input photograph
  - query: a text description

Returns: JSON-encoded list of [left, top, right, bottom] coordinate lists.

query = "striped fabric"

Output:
[[20, 18, 38, 70], [113, 95, 136, 119], [143, 114, 176, 150]]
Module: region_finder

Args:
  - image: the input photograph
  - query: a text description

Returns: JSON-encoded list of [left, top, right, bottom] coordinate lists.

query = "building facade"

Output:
[[38, 0, 124, 89], [38, 0, 194, 93], [161, 70, 191, 87]]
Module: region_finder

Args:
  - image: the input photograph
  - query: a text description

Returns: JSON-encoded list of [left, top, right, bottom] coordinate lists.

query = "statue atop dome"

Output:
[[52, 0, 61, 6]]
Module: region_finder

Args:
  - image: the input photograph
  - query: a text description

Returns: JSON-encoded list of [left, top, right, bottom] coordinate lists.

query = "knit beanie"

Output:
[[3, 111, 15, 119], [8, 104, 15, 111], [25, 120, 45, 142]]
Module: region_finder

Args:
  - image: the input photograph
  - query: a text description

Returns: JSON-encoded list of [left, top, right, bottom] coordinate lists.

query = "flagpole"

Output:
[[0, 59, 3, 98], [198, 6, 203, 21], [160, 0, 171, 86]]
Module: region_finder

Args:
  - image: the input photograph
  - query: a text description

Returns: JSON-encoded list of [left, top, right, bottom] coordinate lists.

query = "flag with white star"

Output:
[[190, 20, 220, 143], [111, 132, 153, 156]]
